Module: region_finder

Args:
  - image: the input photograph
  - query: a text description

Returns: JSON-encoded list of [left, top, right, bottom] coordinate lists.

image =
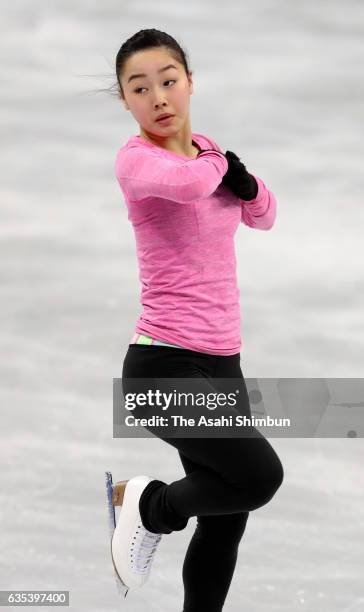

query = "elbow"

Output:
[[240, 192, 277, 230], [241, 214, 276, 230], [252, 210, 277, 231], [259, 217, 276, 230], [261, 193, 277, 229], [257, 204, 277, 230]]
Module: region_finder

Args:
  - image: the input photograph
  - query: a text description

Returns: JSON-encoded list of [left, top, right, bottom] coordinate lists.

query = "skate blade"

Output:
[[105, 471, 129, 598]]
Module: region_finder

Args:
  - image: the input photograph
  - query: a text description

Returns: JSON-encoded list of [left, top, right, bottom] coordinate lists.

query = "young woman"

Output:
[[109, 28, 284, 612]]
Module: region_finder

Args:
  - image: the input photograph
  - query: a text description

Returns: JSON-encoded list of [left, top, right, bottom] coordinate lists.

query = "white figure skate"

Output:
[[105, 472, 163, 598]]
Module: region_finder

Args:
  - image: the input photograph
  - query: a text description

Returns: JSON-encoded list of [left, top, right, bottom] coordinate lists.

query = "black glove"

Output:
[[221, 150, 258, 200]]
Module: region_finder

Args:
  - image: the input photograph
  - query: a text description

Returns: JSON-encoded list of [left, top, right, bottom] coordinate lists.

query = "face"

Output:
[[119, 47, 194, 137]]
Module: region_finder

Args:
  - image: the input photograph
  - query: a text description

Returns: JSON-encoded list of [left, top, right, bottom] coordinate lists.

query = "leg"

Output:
[[122, 345, 284, 611], [179, 452, 249, 612], [122, 346, 284, 532], [138, 417, 283, 534]]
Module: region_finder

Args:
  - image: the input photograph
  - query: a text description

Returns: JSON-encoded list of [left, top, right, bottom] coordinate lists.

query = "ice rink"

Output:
[[1, 1, 364, 610]]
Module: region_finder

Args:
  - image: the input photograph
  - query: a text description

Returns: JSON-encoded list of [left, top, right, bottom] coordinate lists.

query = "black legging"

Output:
[[122, 344, 284, 612]]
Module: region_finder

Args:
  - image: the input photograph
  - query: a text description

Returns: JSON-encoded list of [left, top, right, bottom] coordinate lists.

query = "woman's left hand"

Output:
[[221, 150, 258, 201]]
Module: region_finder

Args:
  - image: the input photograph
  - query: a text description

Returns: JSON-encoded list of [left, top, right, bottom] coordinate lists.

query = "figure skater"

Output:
[[108, 28, 284, 612]]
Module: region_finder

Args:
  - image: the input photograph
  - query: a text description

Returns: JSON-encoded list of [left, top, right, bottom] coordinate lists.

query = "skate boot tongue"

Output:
[[133, 528, 163, 575]]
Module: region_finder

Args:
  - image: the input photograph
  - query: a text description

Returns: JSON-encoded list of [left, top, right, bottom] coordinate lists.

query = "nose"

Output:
[[154, 101, 167, 109], [152, 88, 168, 109]]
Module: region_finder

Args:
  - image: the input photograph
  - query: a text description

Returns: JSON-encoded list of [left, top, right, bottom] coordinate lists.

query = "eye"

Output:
[[134, 80, 176, 94]]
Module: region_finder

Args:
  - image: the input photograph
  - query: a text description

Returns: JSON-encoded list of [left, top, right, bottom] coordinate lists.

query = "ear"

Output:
[[187, 71, 194, 95], [120, 94, 130, 111]]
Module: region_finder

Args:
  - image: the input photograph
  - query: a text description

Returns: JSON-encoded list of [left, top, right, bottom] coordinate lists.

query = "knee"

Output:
[[253, 458, 284, 508], [234, 456, 284, 511]]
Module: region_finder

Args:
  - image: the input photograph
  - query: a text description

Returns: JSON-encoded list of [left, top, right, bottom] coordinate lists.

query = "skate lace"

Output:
[[132, 525, 162, 575]]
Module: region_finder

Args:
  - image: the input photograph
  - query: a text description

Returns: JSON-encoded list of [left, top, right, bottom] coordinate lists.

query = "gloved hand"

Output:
[[221, 150, 258, 201]]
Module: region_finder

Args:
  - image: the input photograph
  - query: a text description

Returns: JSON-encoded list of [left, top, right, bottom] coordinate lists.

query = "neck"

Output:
[[140, 119, 195, 157]]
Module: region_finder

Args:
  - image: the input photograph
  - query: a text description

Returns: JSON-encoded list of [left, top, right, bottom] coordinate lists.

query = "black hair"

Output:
[[115, 28, 193, 99], [79, 29, 192, 100]]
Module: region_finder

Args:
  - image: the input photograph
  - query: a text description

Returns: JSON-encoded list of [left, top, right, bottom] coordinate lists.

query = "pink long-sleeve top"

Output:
[[115, 132, 277, 356]]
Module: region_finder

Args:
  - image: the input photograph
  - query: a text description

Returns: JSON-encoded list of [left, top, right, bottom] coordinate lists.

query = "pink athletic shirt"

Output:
[[115, 132, 277, 356]]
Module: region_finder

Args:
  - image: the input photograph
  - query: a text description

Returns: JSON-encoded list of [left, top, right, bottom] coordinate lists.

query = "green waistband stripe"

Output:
[[131, 333, 184, 349], [136, 334, 154, 345]]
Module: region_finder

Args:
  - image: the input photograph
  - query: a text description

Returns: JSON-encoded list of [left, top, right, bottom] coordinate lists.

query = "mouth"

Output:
[[156, 114, 174, 123]]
